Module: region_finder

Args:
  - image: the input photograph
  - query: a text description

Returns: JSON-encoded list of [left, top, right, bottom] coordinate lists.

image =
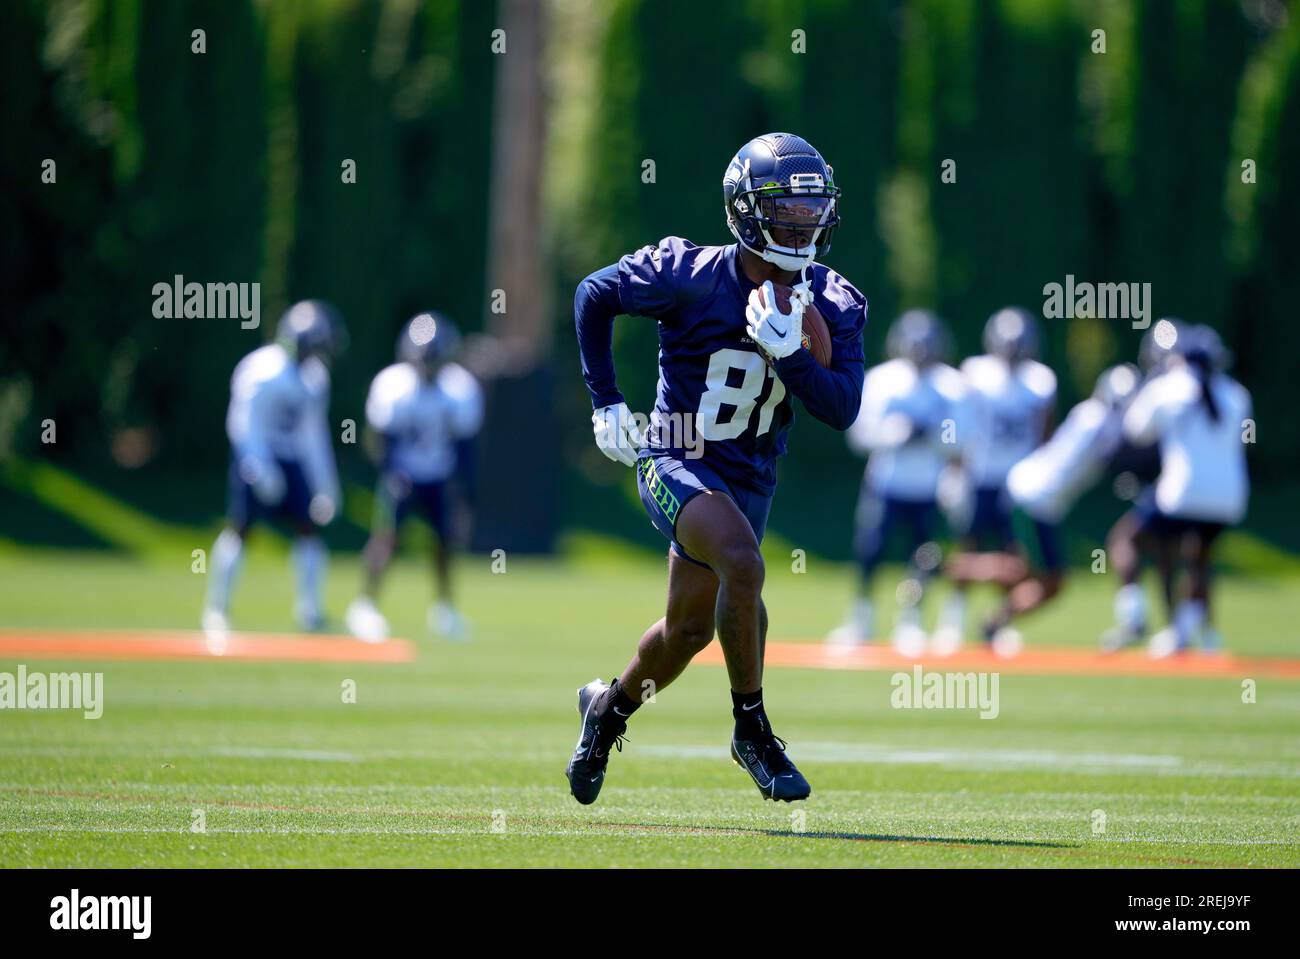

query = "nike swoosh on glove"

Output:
[[746, 280, 804, 360]]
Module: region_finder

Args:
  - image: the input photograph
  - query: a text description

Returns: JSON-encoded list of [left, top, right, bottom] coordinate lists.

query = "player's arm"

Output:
[[362, 373, 398, 473], [444, 364, 486, 507], [299, 364, 341, 523], [574, 263, 643, 467], [229, 375, 285, 503], [575, 262, 627, 411], [771, 300, 867, 432], [1122, 377, 1165, 446]]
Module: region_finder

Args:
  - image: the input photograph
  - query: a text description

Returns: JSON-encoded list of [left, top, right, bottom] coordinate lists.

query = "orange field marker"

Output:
[[0, 629, 416, 663], [696, 640, 1300, 680]]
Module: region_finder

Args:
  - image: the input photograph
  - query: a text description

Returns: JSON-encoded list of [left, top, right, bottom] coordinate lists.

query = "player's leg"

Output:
[[203, 460, 257, 632], [674, 490, 765, 692], [617, 550, 719, 700], [347, 476, 406, 643], [981, 518, 1064, 655], [934, 486, 1004, 652], [422, 481, 468, 640], [1100, 508, 1150, 650], [1164, 522, 1223, 655], [284, 462, 328, 631], [565, 548, 719, 805], [828, 481, 892, 646], [887, 499, 933, 654], [674, 489, 810, 802], [1184, 523, 1225, 652]]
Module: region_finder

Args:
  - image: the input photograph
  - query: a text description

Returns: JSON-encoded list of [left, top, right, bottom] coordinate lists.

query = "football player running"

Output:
[[1099, 318, 1185, 651], [346, 313, 483, 643], [826, 309, 963, 653], [933, 307, 1056, 655], [566, 133, 867, 804], [1109, 325, 1251, 657], [202, 300, 346, 635], [950, 363, 1141, 650]]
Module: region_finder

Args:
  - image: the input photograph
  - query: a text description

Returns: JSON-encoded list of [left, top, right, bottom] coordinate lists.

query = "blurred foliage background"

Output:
[[1, 0, 1297, 562]]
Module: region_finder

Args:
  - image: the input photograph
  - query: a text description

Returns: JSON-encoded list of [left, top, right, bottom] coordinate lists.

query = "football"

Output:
[[756, 283, 833, 367]]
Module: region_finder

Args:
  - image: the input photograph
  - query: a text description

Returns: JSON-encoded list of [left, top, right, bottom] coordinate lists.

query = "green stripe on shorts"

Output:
[[639, 457, 681, 525]]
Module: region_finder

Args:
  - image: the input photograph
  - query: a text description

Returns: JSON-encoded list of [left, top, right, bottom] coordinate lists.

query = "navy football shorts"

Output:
[[1134, 488, 1225, 544], [1013, 512, 1065, 574], [636, 453, 772, 570], [960, 484, 1016, 551], [228, 457, 315, 530], [373, 473, 451, 541]]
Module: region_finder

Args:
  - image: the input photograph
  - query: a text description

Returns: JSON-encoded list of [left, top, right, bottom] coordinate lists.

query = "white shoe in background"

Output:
[[929, 625, 963, 657], [1147, 627, 1184, 659], [990, 626, 1023, 659], [346, 597, 390, 644], [430, 602, 470, 641], [890, 622, 927, 658], [201, 607, 230, 635], [825, 623, 869, 649]]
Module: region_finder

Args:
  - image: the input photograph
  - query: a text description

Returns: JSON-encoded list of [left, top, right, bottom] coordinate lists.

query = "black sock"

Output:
[[598, 679, 640, 724], [731, 688, 768, 737]]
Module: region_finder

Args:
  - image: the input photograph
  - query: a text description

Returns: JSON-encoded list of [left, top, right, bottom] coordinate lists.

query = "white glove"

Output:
[[309, 492, 338, 526], [746, 280, 804, 360], [242, 456, 285, 506], [592, 402, 645, 467]]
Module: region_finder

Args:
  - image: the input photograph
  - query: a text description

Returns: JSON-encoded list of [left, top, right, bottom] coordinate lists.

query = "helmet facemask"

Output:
[[728, 161, 840, 273]]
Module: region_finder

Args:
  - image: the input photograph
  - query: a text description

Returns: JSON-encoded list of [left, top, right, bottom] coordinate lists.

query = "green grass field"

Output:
[[1, 539, 1298, 868]]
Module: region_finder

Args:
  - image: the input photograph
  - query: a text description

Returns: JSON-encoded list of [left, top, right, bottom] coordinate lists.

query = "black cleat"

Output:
[[731, 730, 811, 802], [564, 679, 627, 805]]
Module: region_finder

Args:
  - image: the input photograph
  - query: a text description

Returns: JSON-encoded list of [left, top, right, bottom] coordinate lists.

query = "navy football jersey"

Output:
[[617, 236, 867, 493]]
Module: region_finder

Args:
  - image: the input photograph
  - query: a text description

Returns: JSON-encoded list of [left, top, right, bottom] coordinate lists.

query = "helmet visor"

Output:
[[758, 194, 834, 228]]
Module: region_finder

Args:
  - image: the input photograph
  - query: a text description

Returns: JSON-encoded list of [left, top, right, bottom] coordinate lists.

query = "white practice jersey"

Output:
[[1008, 397, 1120, 524], [365, 361, 484, 483], [1123, 366, 1251, 524], [849, 358, 965, 501], [226, 344, 338, 498], [959, 355, 1057, 489]]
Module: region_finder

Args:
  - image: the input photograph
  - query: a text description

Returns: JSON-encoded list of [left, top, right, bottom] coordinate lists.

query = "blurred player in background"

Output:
[[826, 309, 963, 653], [202, 300, 346, 635], [1105, 324, 1251, 657], [933, 307, 1056, 655], [950, 363, 1140, 652], [566, 133, 867, 805], [1100, 318, 1185, 650], [345, 312, 483, 643]]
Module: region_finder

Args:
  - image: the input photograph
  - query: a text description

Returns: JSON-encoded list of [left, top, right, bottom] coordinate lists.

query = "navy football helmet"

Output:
[[723, 132, 840, 273], [276, 300, 346, 364], [1178, 323, 1230, 371], [886, 309, 951, 367], [398, 311, 460, 378], [982, 307, 1041, 363]]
